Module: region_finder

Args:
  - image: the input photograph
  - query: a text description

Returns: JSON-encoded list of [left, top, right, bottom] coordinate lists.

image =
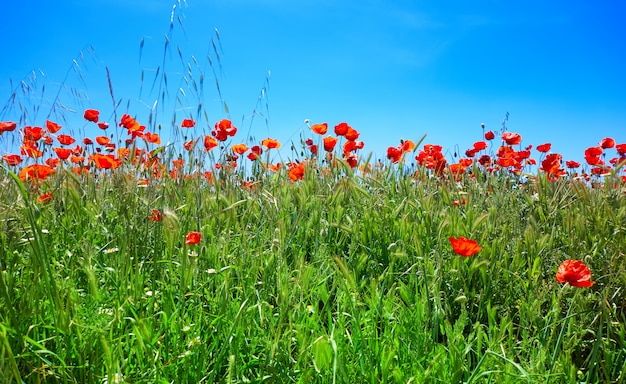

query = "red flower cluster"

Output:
[[304, 122, 363, 168], [386, 139, 415, 164], [288, 161, 306, 181], [415, 144, 446, 174]]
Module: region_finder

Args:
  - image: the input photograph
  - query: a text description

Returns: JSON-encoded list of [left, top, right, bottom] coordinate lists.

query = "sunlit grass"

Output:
[[0, 148, 624, 382]]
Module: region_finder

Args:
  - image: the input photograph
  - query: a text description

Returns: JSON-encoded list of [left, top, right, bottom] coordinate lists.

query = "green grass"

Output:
[[0, 160, 625, 383]]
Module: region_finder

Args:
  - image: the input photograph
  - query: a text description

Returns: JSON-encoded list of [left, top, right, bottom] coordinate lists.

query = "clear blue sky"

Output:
[[2, 0, 625, 165]]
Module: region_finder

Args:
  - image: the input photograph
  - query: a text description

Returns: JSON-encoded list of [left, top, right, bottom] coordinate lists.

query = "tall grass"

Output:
[[0, 162, 624, 383], [1, 2, 625, 383]]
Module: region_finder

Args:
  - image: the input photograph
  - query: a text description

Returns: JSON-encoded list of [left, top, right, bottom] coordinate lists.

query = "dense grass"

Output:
[[0, 157, 625, 383]]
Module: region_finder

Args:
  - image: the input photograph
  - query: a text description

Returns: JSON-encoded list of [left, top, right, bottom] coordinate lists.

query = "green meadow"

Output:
[[1, 142, 625, 382]]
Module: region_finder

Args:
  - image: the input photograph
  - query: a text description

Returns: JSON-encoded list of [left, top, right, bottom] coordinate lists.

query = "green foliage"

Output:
[[0, 164, 624, 383]]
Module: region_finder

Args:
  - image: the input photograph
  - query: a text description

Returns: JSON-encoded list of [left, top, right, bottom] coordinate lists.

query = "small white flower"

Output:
[[187, 336, 201, 348], [102, 372, 124, 384]]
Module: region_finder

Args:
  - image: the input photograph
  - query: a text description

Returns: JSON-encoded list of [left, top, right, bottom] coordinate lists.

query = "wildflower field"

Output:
[[1, 5, 626, 384]]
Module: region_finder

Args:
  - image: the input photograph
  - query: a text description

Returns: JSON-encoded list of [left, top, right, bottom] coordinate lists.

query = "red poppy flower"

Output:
[[288, 162, 306, 181], [502, 132, 522, 145], [2, 154, 22, 166], [181, 118, 196, 128], [183, 140, 195, 151], [185, 231, 201, 245], [119, 114, 140, 131], [565, 160, 580, 169], [600, 137, 615, 149], [95, 136, 111, 145], [37, 192, 53, 204], [91, 153, 121, 170], [53, 147, 73, 160], [540, 153, 562, 173], [212, 119, 237, 141], [268, 163, 281, 172], [144, 132, 161, 144], [20, 142, 43, 158], [478, 154, 492, 167], [311, 123, 328, 135], [401, 140, 415, 153], [344, 127, 360, 141], [231, 143, 249, 155], [449, 163, 467, 177], [0, 121, 17, 133], [387, 147, 402, 163], [262, 138, 281, 149], [616, 143, 626, 156], [19, 164, 55, 181], [591, 166, 610, 176], [584, 146, 604, 165], [484, 130, 495, 141], [585, 146, 603, 157], [130, 125, 146, 140], [204, 136, 218, 152], [84, 109, 100, 123], [172, 159, 184, 169], [536, 143, 551, 153], [345, 154, 358, 168], [343, 140, 358, 155], [334, 122, 350, 136], [70, 155, 85, 165], [57, 134, 76, 145], [98, 122, 109, 130], [24, 126, 44, 141], [323, 136, 338, 152], [449, 236, 482, 257], [45, 120, 62, 133], [247, 145, 263, 161], [473, 141, 487, 151], [556, 260, 595, 287], [117, 148, 130, 160], [46, 158, 60, 168]]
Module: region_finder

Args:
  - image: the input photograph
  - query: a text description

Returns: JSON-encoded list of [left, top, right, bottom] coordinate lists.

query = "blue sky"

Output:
[[1, 0, 625, 164]]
